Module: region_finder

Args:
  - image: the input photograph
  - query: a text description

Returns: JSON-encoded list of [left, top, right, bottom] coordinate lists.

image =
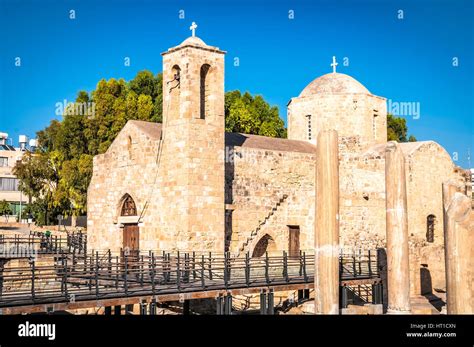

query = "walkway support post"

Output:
[[260, 290, 267, 315]]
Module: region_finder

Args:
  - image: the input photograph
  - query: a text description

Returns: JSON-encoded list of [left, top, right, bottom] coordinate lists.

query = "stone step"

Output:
[[410, 296, 439, 315], [341, 303, 384, 315]]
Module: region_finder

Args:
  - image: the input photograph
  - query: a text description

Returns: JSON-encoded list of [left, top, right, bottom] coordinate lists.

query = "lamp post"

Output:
[[19, 189, 22, 223]]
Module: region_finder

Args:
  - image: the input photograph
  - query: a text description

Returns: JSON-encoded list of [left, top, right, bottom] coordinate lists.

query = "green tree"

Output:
[[128, 70, 163, 123], [12, 152, 44, 205], [224, 91, 287, 138], [387, 114, 417, 142], [57, 154, 92, 215], [0, 200, 13, 222], [13, 150, 64, 225], [16, 70, 164, 221]]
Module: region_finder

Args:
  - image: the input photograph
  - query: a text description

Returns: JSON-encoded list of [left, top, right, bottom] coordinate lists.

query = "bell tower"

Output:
[[159, 28, 226, 252]]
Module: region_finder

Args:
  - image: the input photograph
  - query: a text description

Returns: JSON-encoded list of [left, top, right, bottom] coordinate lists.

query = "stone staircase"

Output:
[[236, 194, 289, 257], [410, 295, 440, 315]]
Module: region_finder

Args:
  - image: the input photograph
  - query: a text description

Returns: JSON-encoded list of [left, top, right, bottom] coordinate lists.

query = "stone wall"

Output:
[[403, 141, 466, 293], [338, 139, 387, 252], [288, 93, 387, 149], [225, 144, 316, 256], [337, 139, 467, 294], [87, 121, 161, 251], [157, 40, 226, 252]]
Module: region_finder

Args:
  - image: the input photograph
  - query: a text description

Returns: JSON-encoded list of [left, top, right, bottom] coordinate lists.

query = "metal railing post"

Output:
[[176, 252, 181, 291], [245, 252, 250, 287], [64, 254, 69, 300], [352, 254, 357, 277], [95, 251, 99, 297], [192, 251, 196, 280], [208, 252, 213, 281], [226, 252, 231, 283], [223, 252, 228, 289], [339, 254, 343, 281], [302, 252, 308, 282], [265, 252, 270, 284], [115, 256, 119, 290], [151, 252, 156, 295], [283, 251, 289, 283], [201, 255, 206, 289], [88, 252, 93, 292], [140, 255, 144, 287], [299, 250, 303, 276], [124, 254, 128, 295], [31, 260, 35, 302], [368, 250, 372, 278]]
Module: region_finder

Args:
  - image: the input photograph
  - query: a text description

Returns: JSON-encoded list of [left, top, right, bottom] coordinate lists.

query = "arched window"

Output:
[[200, 64, 211, 119], [252, 234, 275, 258], [121, 195, 137, 216], [127, 136, 133, 160], [168, 65, 181, 120], [426, 214, 436, 243], [373, 113, 378, 140]]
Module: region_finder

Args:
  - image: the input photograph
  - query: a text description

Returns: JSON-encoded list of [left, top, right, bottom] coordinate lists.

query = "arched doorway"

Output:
[[252, 234, 276, 258], [120, 194, 139, 256]]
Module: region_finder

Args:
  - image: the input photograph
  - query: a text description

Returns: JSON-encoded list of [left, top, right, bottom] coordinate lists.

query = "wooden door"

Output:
[[289, 226, 300, 258], [123, 224, 139, 255]]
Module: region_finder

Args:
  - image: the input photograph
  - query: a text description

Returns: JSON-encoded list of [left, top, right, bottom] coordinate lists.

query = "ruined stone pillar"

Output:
[[442, 180, 461, 313], [314, 129, 340, 315], [385, 141, 411, 314], [443, 181, 474, 314]]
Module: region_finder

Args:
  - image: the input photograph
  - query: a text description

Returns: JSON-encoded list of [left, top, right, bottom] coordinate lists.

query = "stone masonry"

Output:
[[87, 34, 470, 296]]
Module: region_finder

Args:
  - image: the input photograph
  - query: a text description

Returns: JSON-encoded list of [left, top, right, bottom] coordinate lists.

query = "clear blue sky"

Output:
[[1, 0, 473, 167]]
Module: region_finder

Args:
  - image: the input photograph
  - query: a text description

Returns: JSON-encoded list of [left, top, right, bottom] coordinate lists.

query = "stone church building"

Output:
[[87, 34, 469, 294]]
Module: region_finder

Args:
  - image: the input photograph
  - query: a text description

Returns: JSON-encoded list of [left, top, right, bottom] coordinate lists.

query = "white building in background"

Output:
[[471, 168, 474, 199], [0, 132, 37, 221]]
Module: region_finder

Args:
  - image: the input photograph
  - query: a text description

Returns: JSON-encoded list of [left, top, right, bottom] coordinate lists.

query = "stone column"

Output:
[[385, 141, 411, 314], [314, 129, 340, 315], [442, 180, 461, 313], [443, 181, 474, 314]]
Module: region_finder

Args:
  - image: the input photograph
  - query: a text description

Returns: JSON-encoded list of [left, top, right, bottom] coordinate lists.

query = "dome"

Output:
[[299, 72, 370, 97], [179, 36, 208, 47]]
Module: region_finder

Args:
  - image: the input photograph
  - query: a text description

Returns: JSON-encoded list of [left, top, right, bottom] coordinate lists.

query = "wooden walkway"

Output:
[[0, 250, 382, 314]]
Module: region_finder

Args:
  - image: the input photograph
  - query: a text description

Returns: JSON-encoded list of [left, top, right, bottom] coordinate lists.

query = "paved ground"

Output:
[[0, 222, 80, 236], [0, 223, 31, 235]]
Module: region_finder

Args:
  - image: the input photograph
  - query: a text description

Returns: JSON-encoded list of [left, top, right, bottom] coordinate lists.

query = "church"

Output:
[[87, 30, 470, 296]]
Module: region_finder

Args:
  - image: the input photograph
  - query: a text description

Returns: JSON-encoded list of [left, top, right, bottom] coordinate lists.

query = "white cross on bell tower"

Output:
[[331, 56, 338, 73], [190, 22, 198, 37]]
